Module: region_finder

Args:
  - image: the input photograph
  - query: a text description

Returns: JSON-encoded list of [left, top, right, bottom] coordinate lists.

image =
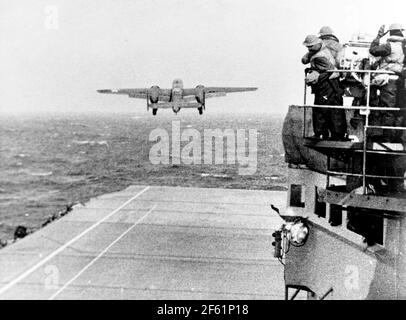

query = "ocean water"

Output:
[[0, 112, 287, 241]]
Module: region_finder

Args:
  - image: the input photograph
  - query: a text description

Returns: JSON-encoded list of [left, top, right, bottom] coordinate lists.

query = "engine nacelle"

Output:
[[149, 86, 160, 103], [195, 85, 205, 106]]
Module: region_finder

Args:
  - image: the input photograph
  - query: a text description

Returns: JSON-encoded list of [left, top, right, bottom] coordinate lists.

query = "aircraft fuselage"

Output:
[[170, 79, 184, 112]]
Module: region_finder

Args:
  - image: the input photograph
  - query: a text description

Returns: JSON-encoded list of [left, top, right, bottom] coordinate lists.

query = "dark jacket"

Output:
[[302, 44, 336, 71]]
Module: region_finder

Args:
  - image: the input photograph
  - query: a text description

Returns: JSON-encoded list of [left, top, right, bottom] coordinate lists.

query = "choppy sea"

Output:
[[0, 112, 287, 242]]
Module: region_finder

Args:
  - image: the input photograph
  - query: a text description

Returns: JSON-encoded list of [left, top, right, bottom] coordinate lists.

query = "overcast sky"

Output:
[[1, 0, 406, 115]]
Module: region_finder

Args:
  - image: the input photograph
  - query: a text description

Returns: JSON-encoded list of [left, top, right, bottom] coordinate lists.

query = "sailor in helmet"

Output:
[[301, 35, 347, 141], [369, 23, 405, 143], [318, 26, 343, 68]]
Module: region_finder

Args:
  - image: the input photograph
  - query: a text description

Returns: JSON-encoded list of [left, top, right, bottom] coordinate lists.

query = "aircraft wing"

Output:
[[183, 92, 227, 101], [97, 88, 148, 98], [97, 88, 172, 100], [183, 87, 257, 98], [204, 87, 257, 94]]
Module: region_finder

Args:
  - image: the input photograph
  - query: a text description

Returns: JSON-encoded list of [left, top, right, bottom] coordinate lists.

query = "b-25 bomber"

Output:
[[97, 78, 257, 115]]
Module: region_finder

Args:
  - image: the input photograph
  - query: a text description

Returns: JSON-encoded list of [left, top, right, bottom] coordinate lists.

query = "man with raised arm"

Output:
[[369, 23, 405, 143], [369, 23, 406, 193]]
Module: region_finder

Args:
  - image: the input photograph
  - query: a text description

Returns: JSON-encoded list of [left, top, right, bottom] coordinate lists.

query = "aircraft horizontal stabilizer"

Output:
[[155, 102, 202, 109]]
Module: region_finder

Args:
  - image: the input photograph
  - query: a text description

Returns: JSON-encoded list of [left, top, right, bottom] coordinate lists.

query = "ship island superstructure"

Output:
[[276, 36, 406, 300]]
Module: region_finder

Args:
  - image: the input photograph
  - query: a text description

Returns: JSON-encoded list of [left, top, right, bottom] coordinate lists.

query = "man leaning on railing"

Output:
[[302, 35, 348, 141]]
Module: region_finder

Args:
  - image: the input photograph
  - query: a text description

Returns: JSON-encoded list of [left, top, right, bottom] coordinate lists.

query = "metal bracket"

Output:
[[319, 287, 334, 300]]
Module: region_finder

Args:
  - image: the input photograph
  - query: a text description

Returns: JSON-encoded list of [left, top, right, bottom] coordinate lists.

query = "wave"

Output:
[[70, 122, 91, 128], [72, 140, 109, 147], [201, 173, 233, 179], [265, 175, 282, 181], [29, 171, 53, 177], [15, 154, 28, 158]]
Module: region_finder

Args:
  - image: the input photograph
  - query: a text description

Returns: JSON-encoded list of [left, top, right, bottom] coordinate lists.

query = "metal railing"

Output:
[[300, 69, 406, 195]]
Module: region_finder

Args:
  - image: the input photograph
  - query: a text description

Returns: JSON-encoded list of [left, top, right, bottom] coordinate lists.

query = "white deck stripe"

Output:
[[49, 204, 157, 300], [0, 186, 150, 296]]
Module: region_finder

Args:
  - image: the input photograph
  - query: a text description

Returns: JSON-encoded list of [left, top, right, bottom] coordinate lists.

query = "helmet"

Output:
[[389, 23, 404, 31], [303, 35, 322, 47], [319, 26, 334, 36]]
